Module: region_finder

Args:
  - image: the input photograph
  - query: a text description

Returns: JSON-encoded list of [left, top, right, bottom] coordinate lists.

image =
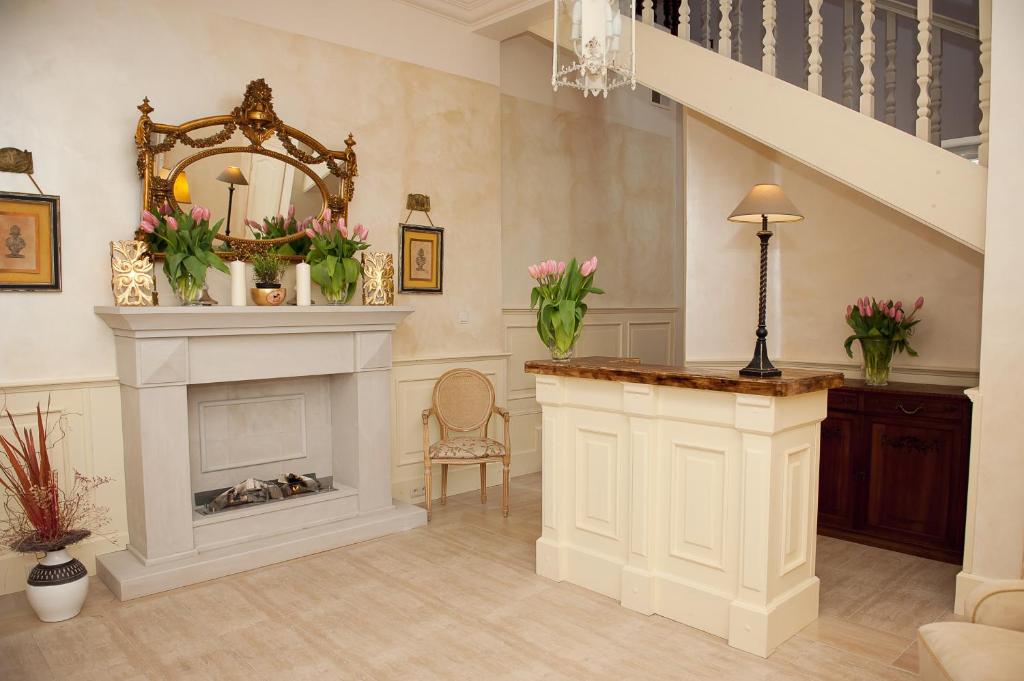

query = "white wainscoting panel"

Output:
[[0, 380, 129, 597]]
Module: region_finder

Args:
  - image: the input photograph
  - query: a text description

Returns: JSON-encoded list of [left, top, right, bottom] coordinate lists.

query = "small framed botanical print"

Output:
[[399, 223, 443, 293], [0, 191, 61, 291]]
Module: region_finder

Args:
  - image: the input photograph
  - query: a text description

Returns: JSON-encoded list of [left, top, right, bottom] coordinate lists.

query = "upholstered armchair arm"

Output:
[[493, 406, 511, 453], [967, 580, 1024, 632], [422, 408, 434, 462]]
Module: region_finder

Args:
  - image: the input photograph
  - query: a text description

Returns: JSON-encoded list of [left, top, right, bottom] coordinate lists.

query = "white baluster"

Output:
[[681, 0, 691, 40], [719, 1, 732, 57], [860, 0, 876, 117], [930, 28, 942, 144], [763, 0, 777, 76], [978, 0, 991, 165], [808, 0, 824, 95], [884, 11, 897, 125], [643, 0, 655, 24], [842, 0, 856, 108], [915, 0, 933, 140]]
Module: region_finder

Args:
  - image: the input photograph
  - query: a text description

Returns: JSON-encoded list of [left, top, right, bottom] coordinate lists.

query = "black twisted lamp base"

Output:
[[740, 224, 782, 378]]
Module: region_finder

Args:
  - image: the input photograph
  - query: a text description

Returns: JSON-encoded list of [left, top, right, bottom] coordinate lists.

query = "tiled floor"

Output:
[[0, 473, 960, 679]]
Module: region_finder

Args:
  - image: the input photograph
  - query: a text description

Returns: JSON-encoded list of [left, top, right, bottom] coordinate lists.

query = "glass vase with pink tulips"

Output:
[[139, 203, 229, 305], [304, 211, 370, 304], [528, 257, 603, 362], [843, 296, 925, 386]]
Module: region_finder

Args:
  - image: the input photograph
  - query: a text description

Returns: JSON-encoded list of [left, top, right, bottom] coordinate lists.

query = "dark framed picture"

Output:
[[399, 223, 443, 293], [0, 191, 61, 291]]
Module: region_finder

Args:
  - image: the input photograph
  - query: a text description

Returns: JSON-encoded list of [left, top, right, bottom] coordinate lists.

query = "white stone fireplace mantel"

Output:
[[94, 305, 425, 600]]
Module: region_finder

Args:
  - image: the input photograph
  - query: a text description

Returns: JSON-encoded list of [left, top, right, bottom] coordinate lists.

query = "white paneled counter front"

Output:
[[525, 357, 844, 658]]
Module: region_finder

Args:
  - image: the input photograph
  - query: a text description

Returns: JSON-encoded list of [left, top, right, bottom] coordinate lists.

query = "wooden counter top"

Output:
[[524, 356, 844, 397]]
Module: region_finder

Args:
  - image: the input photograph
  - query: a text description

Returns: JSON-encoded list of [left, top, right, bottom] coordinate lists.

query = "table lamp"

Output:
[[728, 183, 803, 377], [172, 171, 191, 204], [216, 165, 248, 237]]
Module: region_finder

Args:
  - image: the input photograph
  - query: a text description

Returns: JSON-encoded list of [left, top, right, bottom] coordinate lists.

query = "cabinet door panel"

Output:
[[818, 414, 858, 530], [865, 419, 959, 547]]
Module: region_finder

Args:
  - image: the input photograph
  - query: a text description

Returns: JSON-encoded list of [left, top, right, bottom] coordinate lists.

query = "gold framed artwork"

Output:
[[0, 191, 61, 291], [399, 224, 443, 293]]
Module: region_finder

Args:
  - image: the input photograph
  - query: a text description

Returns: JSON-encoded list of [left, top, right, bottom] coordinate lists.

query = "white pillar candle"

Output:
[[296, 262, 311, 306], [229, 260, 247, 306]]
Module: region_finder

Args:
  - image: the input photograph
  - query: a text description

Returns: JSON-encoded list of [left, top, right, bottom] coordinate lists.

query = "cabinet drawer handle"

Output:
[[897, 404, 924, 415]]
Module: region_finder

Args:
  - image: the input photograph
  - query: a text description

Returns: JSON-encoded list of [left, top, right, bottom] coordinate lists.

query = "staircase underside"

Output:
[[531, 18, 987, 252]]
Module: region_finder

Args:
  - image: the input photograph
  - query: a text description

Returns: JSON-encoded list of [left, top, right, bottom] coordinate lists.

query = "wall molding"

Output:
[[1, 376, 120, 393], [393, 351, 511, 366]]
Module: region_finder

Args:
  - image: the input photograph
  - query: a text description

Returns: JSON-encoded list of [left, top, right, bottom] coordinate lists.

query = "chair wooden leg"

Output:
[[441, 464, 448, 505], [480, 463, 487, 503], [424, 464, 432, 521], [502, 461, 510, 518]]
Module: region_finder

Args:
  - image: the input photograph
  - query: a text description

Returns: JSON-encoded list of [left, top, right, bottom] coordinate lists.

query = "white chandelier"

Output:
[[552, 0, 637, 98]]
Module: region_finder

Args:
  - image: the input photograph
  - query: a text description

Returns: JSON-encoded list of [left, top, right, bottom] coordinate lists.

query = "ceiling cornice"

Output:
[[395, 0, 547, 29]]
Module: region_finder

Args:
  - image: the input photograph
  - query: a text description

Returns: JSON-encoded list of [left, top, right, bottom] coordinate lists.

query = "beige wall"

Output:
[[684, 112, 984, 378]]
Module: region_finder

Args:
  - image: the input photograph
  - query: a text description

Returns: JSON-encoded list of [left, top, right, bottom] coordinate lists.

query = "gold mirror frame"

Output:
[[134, 78, 357, 261]]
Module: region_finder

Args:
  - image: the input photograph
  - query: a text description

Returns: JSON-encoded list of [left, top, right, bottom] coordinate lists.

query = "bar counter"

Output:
[[525, 356, 844, 657]]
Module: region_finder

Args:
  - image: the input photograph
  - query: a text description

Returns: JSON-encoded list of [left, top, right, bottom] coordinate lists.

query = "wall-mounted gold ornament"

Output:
[[361, 251, 395, 305], [404, 193, 434, 226], [111, 240, 155, 306]]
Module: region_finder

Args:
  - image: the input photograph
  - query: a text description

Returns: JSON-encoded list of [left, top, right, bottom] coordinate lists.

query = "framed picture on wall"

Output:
[[0, 191, 61, 291], [399, 223, 443, 293]]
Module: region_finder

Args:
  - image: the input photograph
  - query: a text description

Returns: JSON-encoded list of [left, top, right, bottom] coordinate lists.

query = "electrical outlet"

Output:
[[409, 485, 425, 500], [457, 311, 470, 325]]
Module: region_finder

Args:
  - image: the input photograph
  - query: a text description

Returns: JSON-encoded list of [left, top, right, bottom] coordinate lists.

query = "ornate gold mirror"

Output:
[[134, 78, 357, 260]]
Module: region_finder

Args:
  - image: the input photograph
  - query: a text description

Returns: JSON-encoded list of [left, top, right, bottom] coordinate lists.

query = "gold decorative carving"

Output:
[[110, 240, 155, 306], [362, 251, 395, 305], [0, 148, 33, 174], [134, 78, 358, 261]]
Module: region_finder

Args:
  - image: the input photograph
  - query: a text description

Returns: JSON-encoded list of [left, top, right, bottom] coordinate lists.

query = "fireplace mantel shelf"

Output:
[[95, 305, 414, 336]]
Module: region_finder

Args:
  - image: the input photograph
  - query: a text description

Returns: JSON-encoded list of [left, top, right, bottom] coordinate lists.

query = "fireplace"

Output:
[[93, 306, 423, 600]]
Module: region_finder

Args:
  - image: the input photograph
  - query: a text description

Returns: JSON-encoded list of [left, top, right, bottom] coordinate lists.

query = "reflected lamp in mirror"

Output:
[[727, 184, 803, 378], [217, 166, 248, 238], [172, 171, 191, 204]]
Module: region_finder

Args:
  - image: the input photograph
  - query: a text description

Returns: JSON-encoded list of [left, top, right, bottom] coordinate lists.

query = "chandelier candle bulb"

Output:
[[296, 262, 311, 306], [229, 260, 247, 306]]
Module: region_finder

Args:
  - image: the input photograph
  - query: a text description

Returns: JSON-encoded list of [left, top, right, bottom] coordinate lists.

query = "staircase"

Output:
[[530, 0, 989, 252]]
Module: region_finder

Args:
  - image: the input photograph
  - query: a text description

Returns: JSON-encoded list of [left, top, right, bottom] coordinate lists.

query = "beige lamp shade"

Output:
[[216, 165, 249, 186], [172, 171, 191, 204], [728, 184, 803, 224]]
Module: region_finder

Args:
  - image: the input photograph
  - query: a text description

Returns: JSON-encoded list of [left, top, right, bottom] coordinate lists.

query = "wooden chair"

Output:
[[421, 368, 510, 520]]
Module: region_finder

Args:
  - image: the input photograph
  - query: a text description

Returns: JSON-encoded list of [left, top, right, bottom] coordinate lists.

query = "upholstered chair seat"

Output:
[[429, 437, 506, 460], [918, 580, 1024, 681], [422, 368, 511, 519]]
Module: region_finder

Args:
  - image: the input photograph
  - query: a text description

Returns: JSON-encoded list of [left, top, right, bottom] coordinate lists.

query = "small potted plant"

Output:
[[0, 403, 113, 622], [250, 252, 287, 306], [844, 296, 925, 386], [528, 257, 603, 361]]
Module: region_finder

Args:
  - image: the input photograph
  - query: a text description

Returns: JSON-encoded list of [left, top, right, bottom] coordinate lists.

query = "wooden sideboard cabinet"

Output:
[[818, 380, 972, 563]]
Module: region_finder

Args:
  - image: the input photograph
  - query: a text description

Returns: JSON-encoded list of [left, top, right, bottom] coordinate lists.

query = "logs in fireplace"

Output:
[[200, 474, 322, 514]]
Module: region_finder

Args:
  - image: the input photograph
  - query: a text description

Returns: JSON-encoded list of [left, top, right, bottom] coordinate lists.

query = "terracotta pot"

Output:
[[250, 286, 286, 306], [26, 549, 89, 622]]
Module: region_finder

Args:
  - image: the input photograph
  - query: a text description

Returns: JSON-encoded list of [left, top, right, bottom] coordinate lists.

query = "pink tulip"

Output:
[[580, 256, 598, 277], [895, 309, 905, 322], [305, 228, 316, 238], [915, 296, 925, 310], [287, 204, 296, 220], [193, 207, 208, 222], [340, 223, 349, 238], [323, 208, 332, 223], [139, 221, 155, 234], [166, 216, 178, 231], [159, 201, 172, 216], [528, 264, 538, 279], [557, 261, 566, 275], [355, 224, 368, 240], [846, 305, 853, 317], [141, 210, 158, 227], [895, 300, 903, 309]]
